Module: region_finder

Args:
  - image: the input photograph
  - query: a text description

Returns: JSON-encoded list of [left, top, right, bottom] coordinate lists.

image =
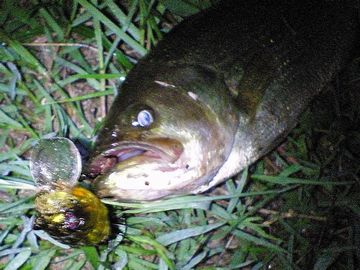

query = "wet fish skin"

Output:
[[88, 0, 359, 200]]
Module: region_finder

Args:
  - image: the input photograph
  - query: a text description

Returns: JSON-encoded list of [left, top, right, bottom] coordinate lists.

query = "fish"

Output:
[[86, 0, 359, 201], [30, 138, 111, 245]]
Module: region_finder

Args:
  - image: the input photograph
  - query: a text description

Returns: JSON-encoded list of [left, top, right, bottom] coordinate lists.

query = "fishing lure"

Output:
[[30, 138, 110, 245]]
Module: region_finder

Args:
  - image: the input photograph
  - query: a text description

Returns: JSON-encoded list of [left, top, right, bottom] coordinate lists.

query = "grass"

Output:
[[0, 0, 359, 269]]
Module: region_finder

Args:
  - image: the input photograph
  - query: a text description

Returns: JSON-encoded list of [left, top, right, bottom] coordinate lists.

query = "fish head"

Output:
[[87, 64, 239, 200]]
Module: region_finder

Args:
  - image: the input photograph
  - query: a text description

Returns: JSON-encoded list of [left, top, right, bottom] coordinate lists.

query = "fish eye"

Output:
[[132, 109, 154, 127]]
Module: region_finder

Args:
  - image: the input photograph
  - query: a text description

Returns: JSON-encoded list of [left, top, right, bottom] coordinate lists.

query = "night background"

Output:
[[0, 1, 359, 269]]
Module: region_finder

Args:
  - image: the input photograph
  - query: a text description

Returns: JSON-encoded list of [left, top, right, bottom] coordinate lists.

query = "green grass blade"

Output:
[[4, 248, 31, 270], [76, 0, 147, 55], [0, 31, 47, 75], [233, 229, 286, 254], [252, 174, 354, 186], [127, 235, 175, 270], [81, 246, 100, 269], [156, 222, 225, 246], [44, 89, 113, 104]]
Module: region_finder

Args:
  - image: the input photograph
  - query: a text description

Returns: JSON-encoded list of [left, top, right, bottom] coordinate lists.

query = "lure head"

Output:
[[35, 185, 110, 245]]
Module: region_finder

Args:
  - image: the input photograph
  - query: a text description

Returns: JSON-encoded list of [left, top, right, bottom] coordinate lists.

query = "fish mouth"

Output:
[[86, 138, 184, 178]]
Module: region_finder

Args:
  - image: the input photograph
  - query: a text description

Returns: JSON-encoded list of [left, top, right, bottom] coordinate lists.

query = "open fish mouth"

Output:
[[86, 139, 184, 178]]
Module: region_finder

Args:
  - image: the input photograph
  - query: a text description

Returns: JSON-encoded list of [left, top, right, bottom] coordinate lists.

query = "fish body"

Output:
[[87, 0, 359, 200]]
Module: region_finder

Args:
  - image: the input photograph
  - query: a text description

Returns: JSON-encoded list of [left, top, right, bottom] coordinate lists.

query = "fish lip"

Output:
[[103, 141, 178, 162], [86, 139, 183, 178]]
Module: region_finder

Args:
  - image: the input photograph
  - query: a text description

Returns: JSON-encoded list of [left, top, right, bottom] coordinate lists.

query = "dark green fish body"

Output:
[[87, 0, 359, 200]]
